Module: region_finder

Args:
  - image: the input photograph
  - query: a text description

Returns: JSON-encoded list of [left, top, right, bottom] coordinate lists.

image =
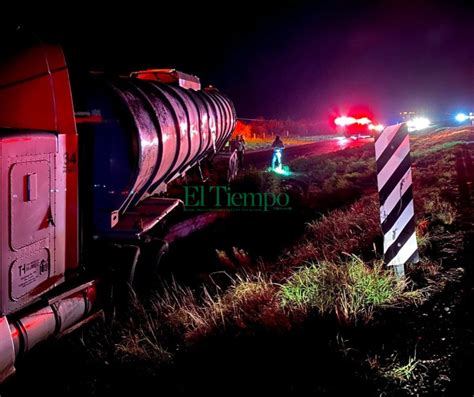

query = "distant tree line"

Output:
[[233, 118, 334, 139]]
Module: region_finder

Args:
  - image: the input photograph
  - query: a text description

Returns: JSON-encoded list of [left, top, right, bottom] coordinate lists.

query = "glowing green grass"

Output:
[[267, 165, 293, 176]]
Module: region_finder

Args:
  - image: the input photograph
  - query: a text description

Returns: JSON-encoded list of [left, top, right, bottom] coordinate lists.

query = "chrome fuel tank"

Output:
[[77, 74, 236, 235]]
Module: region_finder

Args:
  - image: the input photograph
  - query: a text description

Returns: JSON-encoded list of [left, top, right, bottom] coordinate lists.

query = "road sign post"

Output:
[[375, 123, 419, 277]]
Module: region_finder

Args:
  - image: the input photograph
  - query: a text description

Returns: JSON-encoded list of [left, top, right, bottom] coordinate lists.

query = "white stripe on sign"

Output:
[[380, 167, 412, 222], [376, 134, 410, 189], [375, 124, 401, 157], [387, 232, 418, 268], [383, 199, 414, 252]]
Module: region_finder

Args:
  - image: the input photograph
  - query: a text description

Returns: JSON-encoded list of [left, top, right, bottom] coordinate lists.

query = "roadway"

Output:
[[243, 137, 373, 167]]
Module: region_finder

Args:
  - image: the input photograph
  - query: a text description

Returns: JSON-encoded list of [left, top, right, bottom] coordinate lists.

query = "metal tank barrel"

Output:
[[76, 74, 236, 237]]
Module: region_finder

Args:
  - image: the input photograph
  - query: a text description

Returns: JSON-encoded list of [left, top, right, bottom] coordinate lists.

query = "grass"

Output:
[[411, 127, 473, 154], [384, 355, 420, 382], [114, 273, 286, 349], [277, 195, 381, 270], [286, 146, 378, 214], [368, 352, 421, 383], [290, 146, 375, 188], [113, 289, 173, 363], [225, 164, 287, 202], [415, 218, 431, 253], [280, 256, 423, 324], [423, 195, 457, 225], [112, 256, 422, 361], [412, 141, 464, 158]]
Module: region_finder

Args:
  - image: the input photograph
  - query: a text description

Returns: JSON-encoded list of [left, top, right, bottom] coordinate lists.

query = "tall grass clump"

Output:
[[145, 273, 287, 344], [280, 256, 423, 324]]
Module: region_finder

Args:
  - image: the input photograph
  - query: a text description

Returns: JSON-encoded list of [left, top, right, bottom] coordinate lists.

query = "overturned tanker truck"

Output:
[[0, 42, 236, 381]]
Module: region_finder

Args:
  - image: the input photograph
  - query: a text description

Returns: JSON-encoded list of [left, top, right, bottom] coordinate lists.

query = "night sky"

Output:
[[4, 1, 474, 123]]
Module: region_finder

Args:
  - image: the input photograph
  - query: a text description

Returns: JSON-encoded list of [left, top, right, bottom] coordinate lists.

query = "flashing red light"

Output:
[[357, 117, 372, 125], [334, 116, 356, 126], [334, 116, 372, 126]]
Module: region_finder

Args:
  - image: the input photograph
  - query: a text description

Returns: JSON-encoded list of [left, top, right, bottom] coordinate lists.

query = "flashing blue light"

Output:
[[455, 113, 469, 122]]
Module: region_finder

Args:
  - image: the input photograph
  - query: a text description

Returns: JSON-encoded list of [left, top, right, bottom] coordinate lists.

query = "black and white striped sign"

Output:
[[375, 123, 419, 276]]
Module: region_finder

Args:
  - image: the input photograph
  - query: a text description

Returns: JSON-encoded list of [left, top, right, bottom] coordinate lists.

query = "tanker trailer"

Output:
[[75, 69, 236, 242], [75, 69, 236, 278], [0, 41, 236, 382]]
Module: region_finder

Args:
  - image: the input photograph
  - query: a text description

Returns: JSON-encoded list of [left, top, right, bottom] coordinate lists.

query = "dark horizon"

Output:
[[4, 0, 474, 124]]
